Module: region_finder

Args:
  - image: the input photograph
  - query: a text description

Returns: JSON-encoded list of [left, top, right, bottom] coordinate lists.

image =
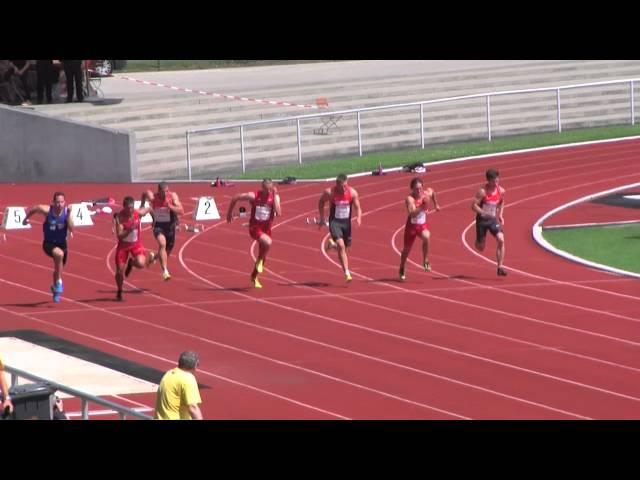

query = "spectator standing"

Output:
[[155, 351, 203, 420], [62, 60, 83, 103], [10, 60, 32, 105], [36, 60, 54, 104]]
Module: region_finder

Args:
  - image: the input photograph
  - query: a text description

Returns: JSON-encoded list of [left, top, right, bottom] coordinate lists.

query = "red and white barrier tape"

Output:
[[117, 75, 326, 109]]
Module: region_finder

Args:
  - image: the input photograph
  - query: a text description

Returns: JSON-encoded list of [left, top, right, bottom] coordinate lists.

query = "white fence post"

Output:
[[82, 399, 89, 420], [357, 111, 363, 156], [557, 88, 562, 133], [296, 119, 302, 164], [631, 80, 635, 126], [185, 131, 192, 181], [486, 96, 492, 141], [240, 126, 246, 174], [420, 104, 425, 149]]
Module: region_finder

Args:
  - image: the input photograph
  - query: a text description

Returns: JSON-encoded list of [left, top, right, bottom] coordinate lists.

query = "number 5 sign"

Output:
[[194, 196, 220, 221], [1, 207, 31, 230]]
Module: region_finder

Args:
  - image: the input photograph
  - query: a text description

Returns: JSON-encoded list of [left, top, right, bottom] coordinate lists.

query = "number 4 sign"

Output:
[[194, 196, 220, 221], [69, 203, 94, 226]]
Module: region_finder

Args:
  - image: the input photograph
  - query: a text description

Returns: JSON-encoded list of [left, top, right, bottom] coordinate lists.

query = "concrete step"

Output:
[[133, 93, 636, 156], [36, 60, 640, 123], [136, 111, 635, 179]]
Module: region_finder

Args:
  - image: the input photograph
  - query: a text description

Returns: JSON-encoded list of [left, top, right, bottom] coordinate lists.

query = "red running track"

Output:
[[2, 138, 640, 419]]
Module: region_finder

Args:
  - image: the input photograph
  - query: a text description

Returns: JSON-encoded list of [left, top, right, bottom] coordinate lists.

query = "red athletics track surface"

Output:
[[2, 138, 640, 419]]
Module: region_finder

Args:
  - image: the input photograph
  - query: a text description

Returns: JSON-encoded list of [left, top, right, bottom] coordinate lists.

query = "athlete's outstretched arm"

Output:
[[351, 188, 362, 226], [318, 189, 331, 224], [66, 212, 75, 233], [405, 196, 422, 217], [141, 190, 154, 205], [428, 188, 441, 212], [272, 187, 282, 217], [226, 192, 255, 223], [22, 204, 49, 225], [169, 192, 185, 216], [114, 215, 127, 240], [497, 187, 506, 225], [471, 188, 486, 216]]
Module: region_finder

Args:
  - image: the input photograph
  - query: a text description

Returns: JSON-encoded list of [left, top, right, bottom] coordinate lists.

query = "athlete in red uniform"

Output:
[[226, 179, 282, 288], [318, 174, 362, 282], [113, 196, 157, 301], [472, 168, 507, 276], [399, 177, 440, 281], [142, 182, 184, 281]]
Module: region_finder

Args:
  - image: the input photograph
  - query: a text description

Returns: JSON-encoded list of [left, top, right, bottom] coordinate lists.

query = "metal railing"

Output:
[[5, 365, 153, 420], [184, 78, 639, 179]]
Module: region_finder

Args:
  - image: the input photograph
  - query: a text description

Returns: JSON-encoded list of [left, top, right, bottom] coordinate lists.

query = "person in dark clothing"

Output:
[[36, 60, 54, 104], [53, 395, 68, 420], [9, 60, 32, 104], [62, 60, 83, 102]]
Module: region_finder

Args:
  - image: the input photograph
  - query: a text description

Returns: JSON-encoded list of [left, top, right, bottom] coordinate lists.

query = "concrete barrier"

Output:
[[0, 105, 136, 182]]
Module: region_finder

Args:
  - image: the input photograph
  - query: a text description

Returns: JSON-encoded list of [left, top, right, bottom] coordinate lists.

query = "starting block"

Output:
[[1, 206, 31, 231], [178, 223, 205, 233], [134, 201, 153, 223], [194, 196, 220, 221], [69, 203, 94, 227]]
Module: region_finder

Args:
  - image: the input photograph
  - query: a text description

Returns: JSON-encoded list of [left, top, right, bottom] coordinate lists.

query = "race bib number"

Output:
[[155, 207, 171, 223], [123, 229, 138, 243], [254, 205, 271, 221], [482, 203, 497, 217], [335, 202, 350, 219], [411, 210, 426, 225]]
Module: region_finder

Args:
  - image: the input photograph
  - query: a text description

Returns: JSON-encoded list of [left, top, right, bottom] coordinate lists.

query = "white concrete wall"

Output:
[[0, 105, 136, 182]]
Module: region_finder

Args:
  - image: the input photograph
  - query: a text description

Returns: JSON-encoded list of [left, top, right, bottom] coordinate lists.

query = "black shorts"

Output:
[[153, 223, 176, 253], [329, 219, 352, 247], [475, 216, 502, 244], [42, 241, 68, 265]]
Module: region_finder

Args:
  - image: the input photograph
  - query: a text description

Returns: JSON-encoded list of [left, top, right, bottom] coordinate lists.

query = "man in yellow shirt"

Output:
[[155, 351, 203, 420], [1, 355, 14, 416]]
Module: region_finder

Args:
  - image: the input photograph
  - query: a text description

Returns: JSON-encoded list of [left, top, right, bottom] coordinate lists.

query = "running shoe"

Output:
[[325, 238, 337, 251], [345, 272, 353, 282], [497, 267, 507, 276], [116, 290, 123, 301], [251, 275, 263, 289], [255, 258, 264, 274], [423, 260, 431, 272], [399, 268, 406, 281], [50, 284, 61, 303], [162, 271, 172, 281], [54, 280, 63, 293]]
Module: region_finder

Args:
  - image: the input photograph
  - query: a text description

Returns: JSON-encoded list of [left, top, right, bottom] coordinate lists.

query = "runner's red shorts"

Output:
[[249, 224, 272, 241], [403, 223, 429, 249], [115, 243, 145, 265]]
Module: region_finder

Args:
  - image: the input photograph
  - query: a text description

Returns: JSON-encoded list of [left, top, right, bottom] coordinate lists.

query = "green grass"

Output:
[[236, 124, 640, 180], [543, 224, 640, 273], [121, 60, 332, 73]]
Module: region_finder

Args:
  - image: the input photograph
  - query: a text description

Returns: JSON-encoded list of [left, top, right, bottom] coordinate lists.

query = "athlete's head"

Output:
[[123, 196, 135, 214], [178, 350, 199, 371], [486, 168, 500, 189], [157, 181, 169, 199], [52, 192, 65, 213], [335, 174, 348, 192], [261, 178, 273, 193], [410, 177, 423, 195]]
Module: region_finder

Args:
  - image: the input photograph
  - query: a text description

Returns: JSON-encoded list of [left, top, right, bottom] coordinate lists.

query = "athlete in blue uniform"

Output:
[[23, 192, 74, 303]]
